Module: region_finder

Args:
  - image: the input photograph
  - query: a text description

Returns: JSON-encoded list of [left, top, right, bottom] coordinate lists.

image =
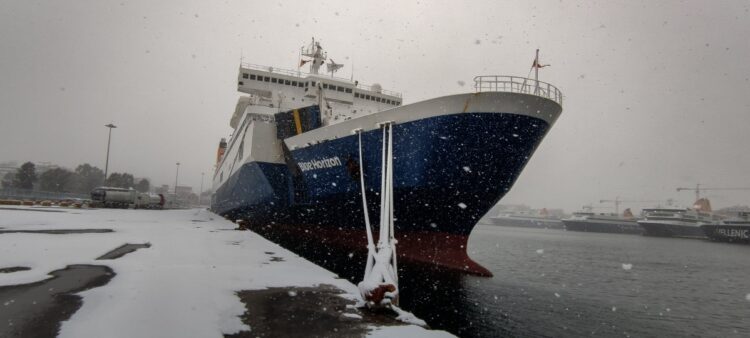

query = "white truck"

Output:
[[90, 187, 165, 209]]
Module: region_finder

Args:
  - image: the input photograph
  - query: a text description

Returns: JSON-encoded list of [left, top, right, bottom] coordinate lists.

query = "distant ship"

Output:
[[638, 198, 721, 238], [701, 211, 750, 244], [210, 39, 564, 277], [562, 207, 642, 234], [489, 207, 564, 229]]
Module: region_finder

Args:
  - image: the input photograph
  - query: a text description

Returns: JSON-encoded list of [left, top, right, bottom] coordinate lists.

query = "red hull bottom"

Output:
[[248, 222, 493, 277]]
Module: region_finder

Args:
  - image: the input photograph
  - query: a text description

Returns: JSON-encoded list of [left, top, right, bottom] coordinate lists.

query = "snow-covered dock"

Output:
[[0, 206, 452, 337]]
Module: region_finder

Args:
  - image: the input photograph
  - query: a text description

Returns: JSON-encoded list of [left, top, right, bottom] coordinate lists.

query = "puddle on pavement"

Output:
[[226, 285, 399, 338], [96, 243, 151, 260], [0, 267, 30, 274], [0, 264, 115, 338], [0, 229, 113, 235]]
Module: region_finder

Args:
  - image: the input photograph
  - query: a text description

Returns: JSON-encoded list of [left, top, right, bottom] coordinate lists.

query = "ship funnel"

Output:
[[216, 138, 227, 165], [692, 198, 712, 212], [540, 208, 549, 218]]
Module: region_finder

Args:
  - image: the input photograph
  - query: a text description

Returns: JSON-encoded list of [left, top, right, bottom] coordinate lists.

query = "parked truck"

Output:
[[90, 187, 165, 209]]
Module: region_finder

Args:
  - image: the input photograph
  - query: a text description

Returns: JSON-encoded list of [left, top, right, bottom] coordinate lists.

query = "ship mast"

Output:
[[301, 37, 327, 75]]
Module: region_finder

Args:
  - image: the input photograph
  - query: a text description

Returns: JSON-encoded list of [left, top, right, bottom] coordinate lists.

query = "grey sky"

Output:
[[1, 0, 749, 212]]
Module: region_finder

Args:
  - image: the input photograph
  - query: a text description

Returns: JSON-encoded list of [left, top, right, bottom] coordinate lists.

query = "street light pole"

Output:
[[199, 172, 205, 206], [103, 123, 117, 185], [174, 162, 180, 195]]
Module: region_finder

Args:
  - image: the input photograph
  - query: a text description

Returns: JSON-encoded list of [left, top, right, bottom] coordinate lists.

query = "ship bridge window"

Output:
[[345, 88, 352, 93], [365, 94, 371, 100], [242, 73, 249, 79], [250, 74, 256, 80], [285, 80, 291, 85], [263, 76, 270, 82], [310, 81, 316, 87], [337, 86, 344, 92], [297, 82, 304, 87], [322, 83, 329, 89], [238, 81, 244, 85], [292, 81, 297, 86], [354, 93, 360, 98], [271, 78, 278, 83]]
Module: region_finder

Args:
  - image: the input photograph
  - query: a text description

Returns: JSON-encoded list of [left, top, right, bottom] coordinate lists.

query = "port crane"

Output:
[[676, 184, 750, 201]]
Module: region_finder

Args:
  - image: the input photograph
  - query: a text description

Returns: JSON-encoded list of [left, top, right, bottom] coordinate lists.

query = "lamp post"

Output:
[[199, 172, 205, 206], [174, 162, 180, 196], [103, 123, 117, 185]]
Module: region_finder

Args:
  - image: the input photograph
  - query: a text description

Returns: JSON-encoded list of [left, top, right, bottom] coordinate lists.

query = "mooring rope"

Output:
[[358, 122, 400, 307], [357, 129, 375, 280]]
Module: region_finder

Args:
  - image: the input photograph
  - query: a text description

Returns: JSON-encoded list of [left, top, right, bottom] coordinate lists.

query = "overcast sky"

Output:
[[1, 0, 749, 212]]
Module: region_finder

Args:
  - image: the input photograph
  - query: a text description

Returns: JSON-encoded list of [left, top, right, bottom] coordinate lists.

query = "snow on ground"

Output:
[[0, 206, 452, 337]]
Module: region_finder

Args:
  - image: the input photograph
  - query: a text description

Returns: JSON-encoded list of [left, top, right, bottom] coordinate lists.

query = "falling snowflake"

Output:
[[462, 166, 471, 173], [554, 293, 560, 298], [536, 249, 544, 254], [288, 291, 297, 297], [612, 306, 617, 312], [458, 203, 467, 209], [622, 263, 633, 270], [746, 293, 750, 301]]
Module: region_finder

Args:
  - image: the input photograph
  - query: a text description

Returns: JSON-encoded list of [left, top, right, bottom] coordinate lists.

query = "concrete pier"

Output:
[[0, 206, 452, 338]]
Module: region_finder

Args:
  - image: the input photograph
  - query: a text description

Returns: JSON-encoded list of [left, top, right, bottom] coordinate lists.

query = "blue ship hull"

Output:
[[213, 112, 550, 276]]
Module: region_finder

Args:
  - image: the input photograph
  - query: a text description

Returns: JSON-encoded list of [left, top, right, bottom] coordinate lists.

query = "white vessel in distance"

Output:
[[639, 198, 722, 238], [562, 206, 642, 234], [489, 205, 564, 229]]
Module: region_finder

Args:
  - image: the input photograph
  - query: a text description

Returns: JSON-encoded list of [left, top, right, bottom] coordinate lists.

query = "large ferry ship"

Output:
[[210, 39, 563, 276], [489, 205, 564, 229], [638, 198, 721, 238], [561, 207, 642, 234]]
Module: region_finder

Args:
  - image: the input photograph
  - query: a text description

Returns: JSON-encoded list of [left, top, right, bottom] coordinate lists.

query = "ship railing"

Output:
[[240, 62, 402, 98], [474, 75, 563, 106]]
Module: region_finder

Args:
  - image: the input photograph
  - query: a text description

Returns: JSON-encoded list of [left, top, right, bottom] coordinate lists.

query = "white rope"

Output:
[[358, 122, 399, 307], [357, 130, 375, 280]]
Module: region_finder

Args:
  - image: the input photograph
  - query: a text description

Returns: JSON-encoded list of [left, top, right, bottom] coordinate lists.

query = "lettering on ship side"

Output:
[[298, 156, 343, 172], [717, 228, 750, 239]]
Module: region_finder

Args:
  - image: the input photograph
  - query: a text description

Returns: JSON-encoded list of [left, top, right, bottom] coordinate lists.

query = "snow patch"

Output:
[[0, 207, 444, 338], [367, 325, 454, 338]]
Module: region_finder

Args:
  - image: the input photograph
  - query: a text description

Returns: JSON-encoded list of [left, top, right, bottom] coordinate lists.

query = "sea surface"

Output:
[[400, 222, 750, 337]]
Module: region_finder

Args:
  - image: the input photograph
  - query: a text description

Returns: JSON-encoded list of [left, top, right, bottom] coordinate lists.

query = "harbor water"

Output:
[[400, 222, 750, 337]]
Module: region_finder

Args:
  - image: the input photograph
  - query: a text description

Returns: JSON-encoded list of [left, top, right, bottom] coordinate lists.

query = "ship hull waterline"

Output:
[[213, 111, 555, 277], [639, 221, 707, 239], [562, 220, 642, 235]]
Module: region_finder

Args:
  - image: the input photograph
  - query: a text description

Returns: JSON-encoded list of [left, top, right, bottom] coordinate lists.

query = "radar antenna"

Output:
[[326, 58, 344, 77]]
